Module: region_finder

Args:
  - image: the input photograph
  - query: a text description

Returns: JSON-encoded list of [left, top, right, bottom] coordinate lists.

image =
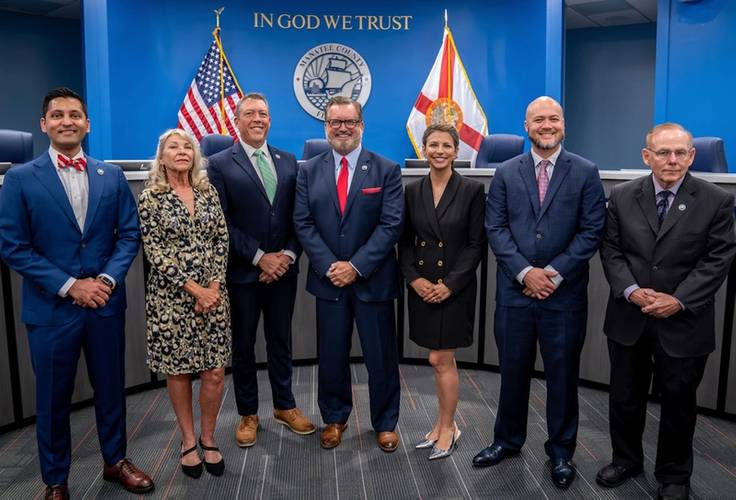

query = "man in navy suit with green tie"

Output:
[[208, 93, 315, 449]]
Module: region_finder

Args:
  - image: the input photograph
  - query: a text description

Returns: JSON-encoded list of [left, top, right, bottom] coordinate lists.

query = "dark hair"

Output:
[[236, 92, 269, 116], [324, 96, 363, 122], [42, 87, 87, 118], [422, 123, 459, 148]]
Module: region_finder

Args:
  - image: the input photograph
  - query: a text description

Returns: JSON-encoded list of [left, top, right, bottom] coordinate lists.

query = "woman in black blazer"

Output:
[[399, 124, 486, 460]]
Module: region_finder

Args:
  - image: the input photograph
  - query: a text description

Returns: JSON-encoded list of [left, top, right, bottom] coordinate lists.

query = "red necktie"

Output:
[[337, 156, 348, 214], [58, 154, 87, 172]]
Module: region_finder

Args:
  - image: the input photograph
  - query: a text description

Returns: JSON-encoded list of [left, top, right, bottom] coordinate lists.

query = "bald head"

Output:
[[525, 96, 563, 120], [524, 96, 565, 157]]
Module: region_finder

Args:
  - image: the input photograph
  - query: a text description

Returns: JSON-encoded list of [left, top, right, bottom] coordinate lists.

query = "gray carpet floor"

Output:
[[1, 365, 735, 499]]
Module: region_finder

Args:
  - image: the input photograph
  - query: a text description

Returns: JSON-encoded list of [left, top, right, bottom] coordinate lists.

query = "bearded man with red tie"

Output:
[[0, 88, 152, 499], [293, 96, 404, 452]]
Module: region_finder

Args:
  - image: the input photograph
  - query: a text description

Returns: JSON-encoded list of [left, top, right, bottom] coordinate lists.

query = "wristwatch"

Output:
[[98, 275, 115, 290]]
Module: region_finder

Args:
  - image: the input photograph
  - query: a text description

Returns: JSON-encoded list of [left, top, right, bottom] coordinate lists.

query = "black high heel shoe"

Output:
[[180, 443, 203, 478], [199, 437, 225, 476]]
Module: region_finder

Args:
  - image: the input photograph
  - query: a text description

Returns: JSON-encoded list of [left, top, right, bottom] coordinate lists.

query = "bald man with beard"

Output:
[[474, 97, 606, 490]]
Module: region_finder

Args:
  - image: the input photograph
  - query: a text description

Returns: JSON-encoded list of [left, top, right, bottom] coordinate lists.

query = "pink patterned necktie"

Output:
[[537, 159, 550, 203]]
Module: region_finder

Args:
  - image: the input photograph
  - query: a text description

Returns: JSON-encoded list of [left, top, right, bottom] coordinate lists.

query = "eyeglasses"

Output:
[[646, 148, 692, 161], [325, 119, 361, 129]]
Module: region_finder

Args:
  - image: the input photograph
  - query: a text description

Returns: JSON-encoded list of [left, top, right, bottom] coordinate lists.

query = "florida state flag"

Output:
[[406, 22, 488, 164]]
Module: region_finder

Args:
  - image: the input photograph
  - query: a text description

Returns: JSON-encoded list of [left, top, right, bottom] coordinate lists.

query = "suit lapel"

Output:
[[519, 153, 540, 219], [32, 153, 80, 232], [268, 145, 284, 204], [435, 170, 461, 222], [342, 149, 371, 220], [420, 175, 443, 239], [321, 153, 341, 217], [636, 175, 660, 236], [82, 157, 104, 235], [232, 143, 268, 202], [657, 173, 695, 242], [537, 150, 571, 222]]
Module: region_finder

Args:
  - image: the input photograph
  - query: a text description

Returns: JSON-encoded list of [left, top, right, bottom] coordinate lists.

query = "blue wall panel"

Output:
[[85, 0, 556, 161], [655, 0, 736, 171], [0, 12, 82, 157], [565, 24, 656, 170]]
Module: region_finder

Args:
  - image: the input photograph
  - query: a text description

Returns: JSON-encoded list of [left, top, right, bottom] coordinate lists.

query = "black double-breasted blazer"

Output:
[[399, 171, 486, 349]]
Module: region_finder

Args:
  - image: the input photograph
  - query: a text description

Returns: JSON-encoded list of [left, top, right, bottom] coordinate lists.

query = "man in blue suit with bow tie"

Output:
[[0, 88, 152, 499], [474, 96, 606, 489], [293, 96, 404, 452]]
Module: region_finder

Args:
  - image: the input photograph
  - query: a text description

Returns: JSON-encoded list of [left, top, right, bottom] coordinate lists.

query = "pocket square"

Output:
[[362, 187, 382, 195]]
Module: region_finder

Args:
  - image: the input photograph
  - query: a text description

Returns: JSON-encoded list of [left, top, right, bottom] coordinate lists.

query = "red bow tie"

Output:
[[57, 154, 87, 172]]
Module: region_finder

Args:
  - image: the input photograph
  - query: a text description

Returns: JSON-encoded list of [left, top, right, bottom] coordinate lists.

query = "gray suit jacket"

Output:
[[601, 172, 736, 356]]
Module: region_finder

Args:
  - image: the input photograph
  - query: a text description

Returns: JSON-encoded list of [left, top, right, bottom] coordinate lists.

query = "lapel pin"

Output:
[[361, 164, 368, 171], [275, 154, 281, 159], [678, 204, 686, 211], [97, 168, 104, 175]]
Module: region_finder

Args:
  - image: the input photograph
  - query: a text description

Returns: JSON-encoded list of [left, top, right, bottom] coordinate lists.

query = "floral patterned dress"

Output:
[[138, 184, 231, 375]]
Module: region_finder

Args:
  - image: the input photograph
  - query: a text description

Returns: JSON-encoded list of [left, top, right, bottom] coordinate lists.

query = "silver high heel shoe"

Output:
[[415, 431, 437, 449], [428, 424, 461, 460]]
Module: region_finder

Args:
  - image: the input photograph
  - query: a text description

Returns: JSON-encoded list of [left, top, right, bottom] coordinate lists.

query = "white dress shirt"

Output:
[[517, 146, 564, 287], [50, 147, 116, 297], [329, 145, 363, 277], [239, 140, 296, 266]]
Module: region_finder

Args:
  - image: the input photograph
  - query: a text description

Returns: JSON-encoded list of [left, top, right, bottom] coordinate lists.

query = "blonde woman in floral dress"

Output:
[[138, 129, 231, 479]]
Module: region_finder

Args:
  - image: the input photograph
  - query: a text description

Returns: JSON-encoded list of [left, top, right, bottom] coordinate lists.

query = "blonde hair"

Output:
[[146, 128, 209, 192]]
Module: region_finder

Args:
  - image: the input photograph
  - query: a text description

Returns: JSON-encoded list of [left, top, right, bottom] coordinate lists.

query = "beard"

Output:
[[530, 133, 564, 151]]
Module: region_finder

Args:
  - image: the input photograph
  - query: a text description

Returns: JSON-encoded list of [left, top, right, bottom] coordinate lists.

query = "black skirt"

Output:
[[407, 276, 477, 350]]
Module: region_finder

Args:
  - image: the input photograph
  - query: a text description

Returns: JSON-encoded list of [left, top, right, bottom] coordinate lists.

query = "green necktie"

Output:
[[254, 149, 277, 203]]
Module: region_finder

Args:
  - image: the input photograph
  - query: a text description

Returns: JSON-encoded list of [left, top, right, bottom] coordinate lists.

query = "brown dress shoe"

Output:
[[235, 415, 259, 447], [103, 458, 154, 493], [44, 484, 69, 500], [377, 431, 399, 452], [273, 408, 316, 435], [320, 423, 347, 449]]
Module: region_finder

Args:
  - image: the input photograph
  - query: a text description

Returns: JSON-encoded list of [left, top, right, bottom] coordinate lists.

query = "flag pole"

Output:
[[214, 7, 226, 134], [444, 10, 452, 125]]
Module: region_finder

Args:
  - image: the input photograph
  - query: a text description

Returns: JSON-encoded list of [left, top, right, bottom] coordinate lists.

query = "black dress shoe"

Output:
[[180, 443, 203, 479], [596, 463, 643, 488], [657, 483, 689, 500], [199, 437, 225, 476], [472, 443, 519, 467], [550, 459, 576, 489]]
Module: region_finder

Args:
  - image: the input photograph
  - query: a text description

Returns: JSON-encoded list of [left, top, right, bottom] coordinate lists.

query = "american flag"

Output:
[[177, 33, 242, 141]]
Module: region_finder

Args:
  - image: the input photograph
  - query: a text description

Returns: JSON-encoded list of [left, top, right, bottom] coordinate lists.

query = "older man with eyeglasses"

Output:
[[293, 96, 404, 452], [598, 123, 736, 500]]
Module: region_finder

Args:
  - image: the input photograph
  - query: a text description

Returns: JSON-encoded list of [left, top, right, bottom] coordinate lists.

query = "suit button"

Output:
[[81, 243, 86, 248], [271, 212, 275, 216], [437, 278, 443, 284], [340, 234, 345, 238], [418, 260, 424, 266], [437, 260, 443, 267], [438, 241, 443, 248], [652, 265, 658, 271], [420, 241, 426, 247], [536, 233, 542, 239]]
